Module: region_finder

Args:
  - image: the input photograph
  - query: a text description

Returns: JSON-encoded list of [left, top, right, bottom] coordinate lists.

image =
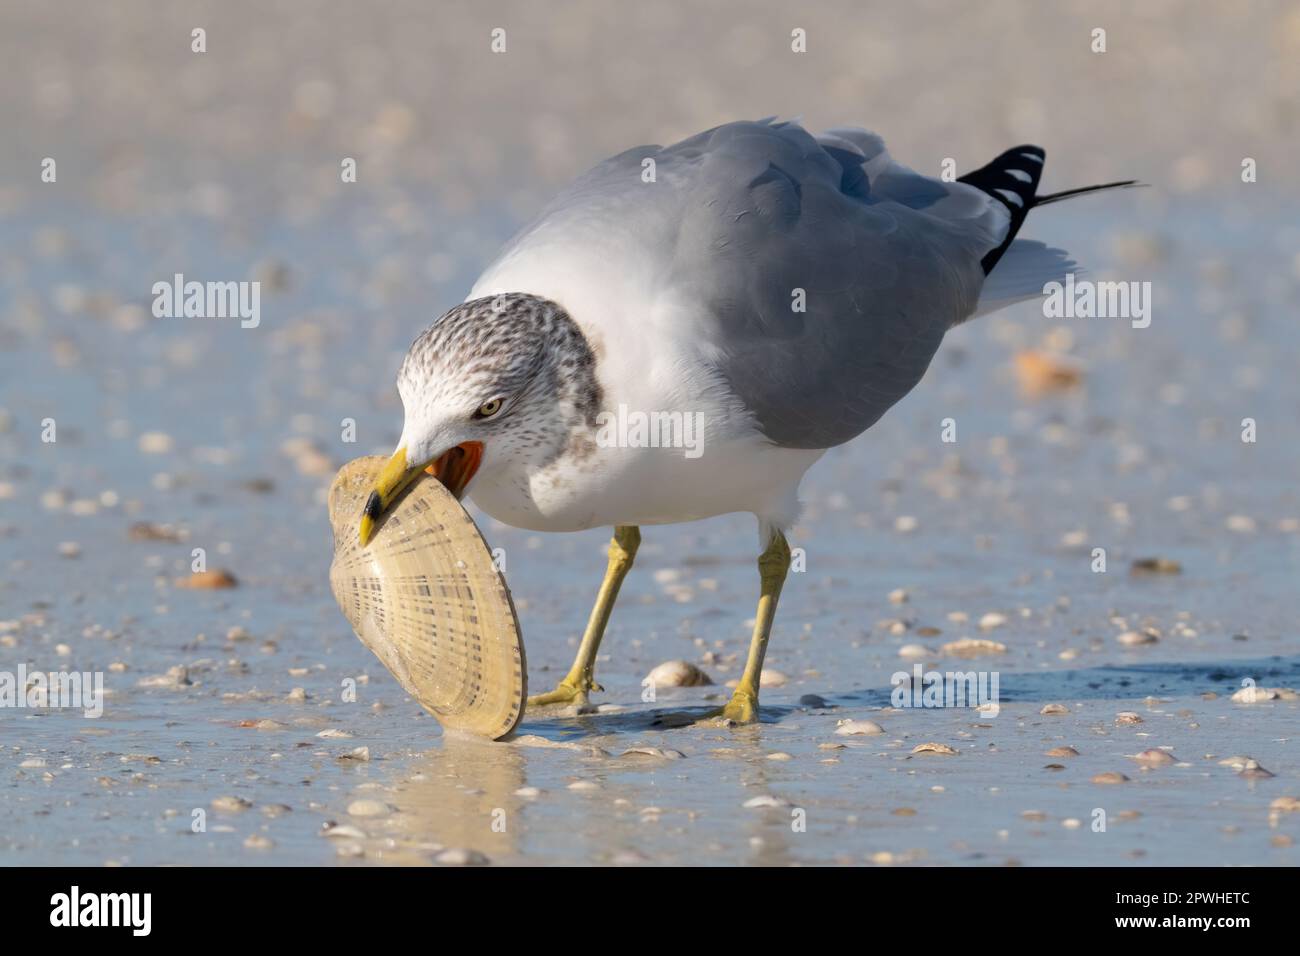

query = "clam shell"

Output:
[[327, 456, 525, 740]]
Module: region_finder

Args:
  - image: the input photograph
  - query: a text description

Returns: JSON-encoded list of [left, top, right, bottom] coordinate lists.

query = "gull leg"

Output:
[[654, 530, 791, 727], [715, 530, 791, 724], [527, 525, 640, 709]]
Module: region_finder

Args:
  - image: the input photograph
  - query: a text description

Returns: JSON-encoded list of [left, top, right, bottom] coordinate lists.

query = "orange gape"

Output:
[[426, 442, 484, 500]]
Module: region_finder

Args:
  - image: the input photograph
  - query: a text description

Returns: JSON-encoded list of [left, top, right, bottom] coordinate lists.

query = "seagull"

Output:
[[359, 119, 1134, 724]]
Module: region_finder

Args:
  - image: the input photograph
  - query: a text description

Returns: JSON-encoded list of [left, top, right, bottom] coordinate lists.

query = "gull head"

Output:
[[359, 293, 601, 545]]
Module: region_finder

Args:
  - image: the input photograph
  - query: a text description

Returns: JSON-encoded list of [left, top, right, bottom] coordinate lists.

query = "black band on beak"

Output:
[[363, 490, 384, 522]]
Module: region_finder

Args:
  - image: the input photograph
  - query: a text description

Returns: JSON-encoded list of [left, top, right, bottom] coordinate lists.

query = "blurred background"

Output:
[[1, 1, 1297, 867]]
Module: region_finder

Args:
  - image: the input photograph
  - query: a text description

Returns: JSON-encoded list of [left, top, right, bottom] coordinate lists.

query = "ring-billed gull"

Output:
[[359, 119, 1134, 724]]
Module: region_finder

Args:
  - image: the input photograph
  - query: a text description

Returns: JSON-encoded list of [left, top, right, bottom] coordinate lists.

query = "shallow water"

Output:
[[2, 0, 1299, 866]]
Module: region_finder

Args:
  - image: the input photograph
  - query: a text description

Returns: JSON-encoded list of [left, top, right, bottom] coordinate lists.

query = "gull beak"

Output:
[[359, 441, 483, 547]]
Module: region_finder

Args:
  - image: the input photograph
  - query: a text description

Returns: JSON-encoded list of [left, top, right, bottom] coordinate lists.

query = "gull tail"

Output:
[[957, 145, 1139, 317]]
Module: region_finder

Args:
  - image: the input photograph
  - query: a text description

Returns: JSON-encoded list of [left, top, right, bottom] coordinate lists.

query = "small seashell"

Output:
[[1014, 350, 1082, 396], [1268, 796, 1300, 813], [644, 660, 713, 688], [940, 637, 1006, 658], [1045, 746, 1080, 758], [174, 569, 238, 589], [898, 644, 934, 660], [835, 719, 884, 736], [912, 742, 958, 756], [1231, 685, 1283, 703], [620, 747, 685, 760], [1132, 748, 1176, 766], [1091, 772, 1129, 784], [1217, 755, 1255, 769], [316, 728, 353, 739], [347, 799, 391, 818], [243, 834, 274, 850], [211, 795, 252, 812], [1115, 712, 1143, 725], [978, 612, 1008, 630], [888, 588, 909, 604], [321, 822, 367, 840], [1117, 629, 1158, 646], [1237, 760, 1274, 780], [1040, 703, 1069, 715], [742, 794, 789, 809], [137, 431, 174, 454], [759, 668, 788, 688]]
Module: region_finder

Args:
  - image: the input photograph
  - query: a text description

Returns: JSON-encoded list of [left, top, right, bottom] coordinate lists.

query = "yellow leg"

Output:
[[654, 530, 792, 728], [527, 525, 640, 709], [715, 530, 791, 724]]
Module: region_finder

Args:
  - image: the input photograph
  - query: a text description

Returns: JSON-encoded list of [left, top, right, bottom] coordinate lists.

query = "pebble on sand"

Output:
[[644, 660, 713, 688], [912, 742, 958, 756], [898, 644, 935, 660], [835, 719, 884, 736], [174, 569, 238, 589], [799, 694, 830, 708], [1092, 772, 1130, 785], [1115, 712, 1144, 725]]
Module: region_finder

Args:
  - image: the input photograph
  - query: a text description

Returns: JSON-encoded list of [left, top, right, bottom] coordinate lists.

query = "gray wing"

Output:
[[479, 120, 1001, 449]]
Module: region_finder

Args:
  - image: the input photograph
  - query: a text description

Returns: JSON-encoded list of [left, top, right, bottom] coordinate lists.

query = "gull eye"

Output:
[[474, 398, 504, 420]]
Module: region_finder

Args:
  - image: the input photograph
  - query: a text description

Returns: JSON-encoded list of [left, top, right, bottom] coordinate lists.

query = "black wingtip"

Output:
[[958, 145, 1048, 274]]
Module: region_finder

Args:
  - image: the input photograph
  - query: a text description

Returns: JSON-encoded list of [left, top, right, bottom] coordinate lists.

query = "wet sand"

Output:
[[1, 1, 1298, 865]]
